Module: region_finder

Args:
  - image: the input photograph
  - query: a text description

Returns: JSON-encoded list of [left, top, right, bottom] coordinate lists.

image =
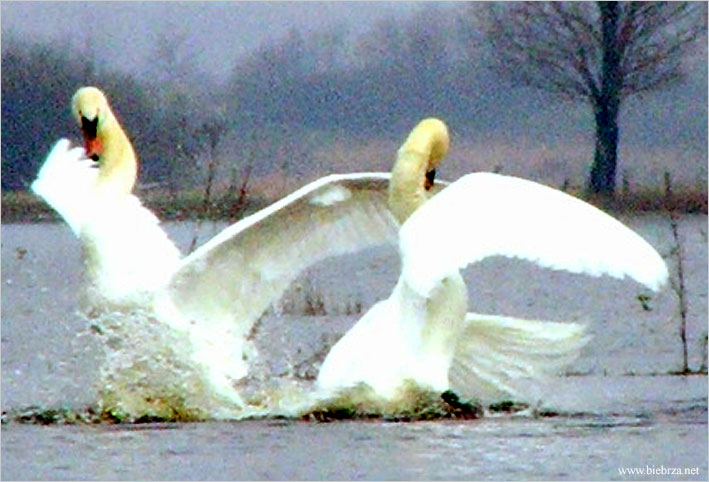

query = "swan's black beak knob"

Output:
[[424, 169, 436, 191]]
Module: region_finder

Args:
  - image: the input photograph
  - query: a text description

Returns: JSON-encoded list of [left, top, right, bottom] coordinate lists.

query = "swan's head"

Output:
[[71, 86, 137, 195], [416, 118, 450, 167], [399, 118, 450, 190], [72, 86, 111, 162], [389, 118, 450, 223]]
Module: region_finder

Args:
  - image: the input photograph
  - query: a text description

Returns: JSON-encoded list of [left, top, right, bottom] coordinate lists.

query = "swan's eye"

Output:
[[81, 115, 99, 140], [89, 154, 100, 163], [424, 169, 436, 191]]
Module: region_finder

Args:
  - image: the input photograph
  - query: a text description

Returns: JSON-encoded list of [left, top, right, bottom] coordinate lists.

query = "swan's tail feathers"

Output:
[[31, 139, 99, 236], [449, 313, 590, 402]]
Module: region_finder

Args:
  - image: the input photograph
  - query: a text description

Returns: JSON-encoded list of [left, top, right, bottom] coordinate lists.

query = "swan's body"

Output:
[[32, 88, 669, 408], [317, 118, 669, 402], [31, 87, 404, 402]]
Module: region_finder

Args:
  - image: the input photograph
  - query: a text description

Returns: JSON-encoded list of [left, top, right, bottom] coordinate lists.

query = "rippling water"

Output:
[[2, 215, 707, 480]]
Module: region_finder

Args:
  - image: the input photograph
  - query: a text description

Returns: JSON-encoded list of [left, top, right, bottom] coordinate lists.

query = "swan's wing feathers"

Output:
[[31, 139, 99, 236], [166, 173, 398, 333], [400, 173, 669, 296]]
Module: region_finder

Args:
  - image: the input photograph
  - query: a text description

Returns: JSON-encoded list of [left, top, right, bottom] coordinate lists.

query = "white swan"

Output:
[[31, 87, 406, 403], [316, 118, 669, 402]]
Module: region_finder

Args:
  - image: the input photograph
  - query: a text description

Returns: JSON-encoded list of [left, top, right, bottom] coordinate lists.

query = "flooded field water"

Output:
[[1, 214, 707, 480]]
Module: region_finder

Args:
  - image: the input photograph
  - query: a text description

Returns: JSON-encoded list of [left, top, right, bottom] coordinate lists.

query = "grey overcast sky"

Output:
[[1, 1, 438, 82]]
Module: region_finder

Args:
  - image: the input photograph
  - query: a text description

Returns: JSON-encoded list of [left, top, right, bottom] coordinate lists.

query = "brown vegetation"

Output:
[[4, 180, 705, 225], [0, 188, 270, 224]]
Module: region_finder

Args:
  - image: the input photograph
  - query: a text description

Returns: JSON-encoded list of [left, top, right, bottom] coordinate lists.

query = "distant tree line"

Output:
[[1, 8, 472, 193], [1, 35, 204, 192], [2, 3, 704, 194], [225, 11, 479, 135]]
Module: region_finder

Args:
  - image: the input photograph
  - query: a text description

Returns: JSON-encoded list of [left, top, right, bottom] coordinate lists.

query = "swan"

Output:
[[30, 86, 410, 404], [316, 118, 669, 403]]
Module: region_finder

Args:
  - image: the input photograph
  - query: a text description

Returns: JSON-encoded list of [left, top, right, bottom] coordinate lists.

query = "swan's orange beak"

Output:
[[84, 137, 102, 161]]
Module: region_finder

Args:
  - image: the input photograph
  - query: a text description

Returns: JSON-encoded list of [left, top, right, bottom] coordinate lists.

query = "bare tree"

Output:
[[187, 107, 231, 253], [484, 2, 706, 195]]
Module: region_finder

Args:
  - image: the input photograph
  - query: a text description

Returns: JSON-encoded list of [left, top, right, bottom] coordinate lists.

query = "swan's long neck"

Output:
[[388, 118, 450, 224], [389, 151, 430, 224], [95, 115, 137, 197]]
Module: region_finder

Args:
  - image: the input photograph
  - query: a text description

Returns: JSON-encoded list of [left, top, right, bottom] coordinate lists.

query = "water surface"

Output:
[[1, 216, 707, 480]]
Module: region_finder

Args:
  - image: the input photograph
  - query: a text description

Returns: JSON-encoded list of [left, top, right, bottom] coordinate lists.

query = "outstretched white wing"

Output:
[[165, 173, 401, 335], [31, 139, 99, 236], [400, 172, 669, 297], [32, 140, 182, 305]]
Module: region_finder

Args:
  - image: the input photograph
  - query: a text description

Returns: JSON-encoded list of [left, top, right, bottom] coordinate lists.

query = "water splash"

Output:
[[88, 308, 245, 421], [78, 304, 340, 421], [30, 305, 494, 423]]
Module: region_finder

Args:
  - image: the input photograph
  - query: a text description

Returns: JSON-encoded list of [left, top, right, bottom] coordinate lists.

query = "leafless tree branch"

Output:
[[484, 1, 705, 103], [481, 1, 705, 194]]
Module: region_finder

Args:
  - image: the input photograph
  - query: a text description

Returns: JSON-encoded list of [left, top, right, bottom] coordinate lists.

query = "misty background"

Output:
[[2, 2, 706, 199]]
